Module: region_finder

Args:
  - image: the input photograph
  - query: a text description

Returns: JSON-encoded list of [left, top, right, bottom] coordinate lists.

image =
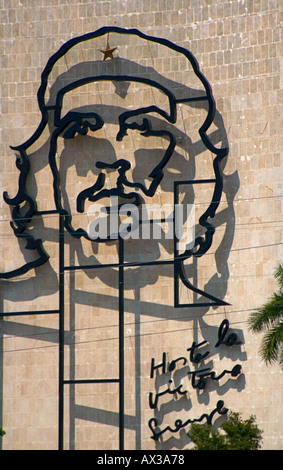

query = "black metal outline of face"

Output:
[[1, 26, 228, 279], [50, 75, 177, 241]]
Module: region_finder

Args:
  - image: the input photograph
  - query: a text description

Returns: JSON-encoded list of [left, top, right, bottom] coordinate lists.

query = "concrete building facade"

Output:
[[0, 0, 282, 450]]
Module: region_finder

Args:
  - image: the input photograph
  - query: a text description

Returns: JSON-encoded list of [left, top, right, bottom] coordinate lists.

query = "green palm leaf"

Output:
[[248, 265, 283, 369]]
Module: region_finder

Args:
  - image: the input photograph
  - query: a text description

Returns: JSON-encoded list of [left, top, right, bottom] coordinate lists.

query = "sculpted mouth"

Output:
[[76, 159, 141, 212]]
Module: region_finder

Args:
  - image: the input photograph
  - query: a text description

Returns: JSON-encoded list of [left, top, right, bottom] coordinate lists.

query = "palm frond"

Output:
[[259, 321, 283, 365], [249, 264, 283, 370], [248, 293, 283, 332], [274, 264, 283, 293]]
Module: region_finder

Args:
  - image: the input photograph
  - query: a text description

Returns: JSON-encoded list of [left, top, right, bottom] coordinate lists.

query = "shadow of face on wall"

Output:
[[2, 56, 238, 315], [0, 28, 242, 450]]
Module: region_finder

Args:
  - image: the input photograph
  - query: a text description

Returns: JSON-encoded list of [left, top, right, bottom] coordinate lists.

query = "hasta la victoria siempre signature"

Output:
[[148, 319, 243, 441]]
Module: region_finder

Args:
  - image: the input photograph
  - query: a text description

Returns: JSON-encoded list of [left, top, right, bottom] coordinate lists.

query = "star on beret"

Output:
[[100, 35, 117, 61]]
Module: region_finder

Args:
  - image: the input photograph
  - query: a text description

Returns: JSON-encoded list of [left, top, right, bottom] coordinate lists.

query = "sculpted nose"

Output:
[[96, 158, 141, 206], [96, 159, 131, 185]]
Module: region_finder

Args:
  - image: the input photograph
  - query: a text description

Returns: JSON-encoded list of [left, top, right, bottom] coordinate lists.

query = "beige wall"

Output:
[[0, 0, 282, 450]]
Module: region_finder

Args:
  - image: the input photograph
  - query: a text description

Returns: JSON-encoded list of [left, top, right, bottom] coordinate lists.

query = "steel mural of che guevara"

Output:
[[0, 27, 239, 450]]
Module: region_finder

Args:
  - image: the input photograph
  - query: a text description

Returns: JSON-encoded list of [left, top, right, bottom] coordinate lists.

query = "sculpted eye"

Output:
[[62, 112, 104, 139], [117, 117, 151, 141]]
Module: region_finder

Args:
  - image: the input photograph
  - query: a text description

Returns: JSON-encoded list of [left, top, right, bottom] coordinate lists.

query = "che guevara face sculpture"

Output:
[[2, 27, 228, 279], [50, 76, 177, 241]]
